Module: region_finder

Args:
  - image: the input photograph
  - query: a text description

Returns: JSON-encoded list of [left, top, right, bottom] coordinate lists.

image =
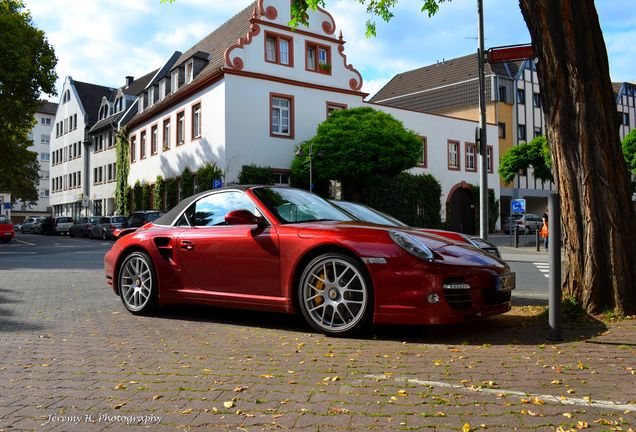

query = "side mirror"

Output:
[[225, 209, 265, 226]]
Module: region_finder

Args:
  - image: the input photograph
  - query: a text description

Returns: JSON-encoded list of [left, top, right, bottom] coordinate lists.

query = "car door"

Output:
[[176, 191, 281, 297]]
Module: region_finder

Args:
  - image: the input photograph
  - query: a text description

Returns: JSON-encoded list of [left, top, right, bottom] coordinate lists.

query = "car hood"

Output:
[[293, 221, 508, 269]]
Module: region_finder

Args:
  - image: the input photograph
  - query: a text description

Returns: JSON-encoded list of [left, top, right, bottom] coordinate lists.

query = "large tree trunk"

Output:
[[519, 0, 636, 315]]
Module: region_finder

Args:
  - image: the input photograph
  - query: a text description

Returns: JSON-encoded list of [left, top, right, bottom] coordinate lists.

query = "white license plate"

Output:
[[496, 273, 515, 292]]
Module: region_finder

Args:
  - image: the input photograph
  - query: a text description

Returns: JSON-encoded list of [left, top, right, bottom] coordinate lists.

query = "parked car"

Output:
[[91, 216, 127, 240], [30, 216, 48, 234], [114, 211, 164, 238], [105, 186, 514, 337], [503, 213, 543, 234], [0, 215, 15, 243], [330, 200, 501, 259], [20, 216, 45, 233], [69, 216, 101, 238], [40, 216, 74, 235]]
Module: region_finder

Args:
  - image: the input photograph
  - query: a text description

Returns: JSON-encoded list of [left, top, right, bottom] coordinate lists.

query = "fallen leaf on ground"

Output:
[[181, 408, 193, 414], [114, 383, 127, 390], [152, 395, 163, 400], [233, 386, 248, 393], [113, 402, 126, 409], [576, 421, 589, 429], [397, 390, 408, 396], [563, 413, 573, 418], [462, 423, 472, 432], [223, 401, 235, 409]]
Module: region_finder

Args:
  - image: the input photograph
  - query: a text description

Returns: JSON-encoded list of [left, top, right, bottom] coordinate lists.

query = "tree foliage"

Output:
[[291, 107, 421, 196], [133, 180, 142, 211], [622, 129, 636, 174], [0, 0, 57, 203], [180, 167, 194, 199], [165, 178, 178, 210], [196, 163, 223, 192], [238, 164, 274, 185], [498, 135, 552, 184], [141, 182, 151, 210], [153, 176, 165, 211], [115, 130, 130, 215]]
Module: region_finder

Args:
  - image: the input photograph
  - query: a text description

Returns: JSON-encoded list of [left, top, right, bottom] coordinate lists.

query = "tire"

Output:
[[298, 253, 373, 337], [88, 230, 93, 240], [69, 230, 75, 238], [118, 251, 158, 315]]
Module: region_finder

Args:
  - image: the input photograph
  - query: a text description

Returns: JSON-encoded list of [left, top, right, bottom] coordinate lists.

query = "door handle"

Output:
[[180, 240, 194, 251]]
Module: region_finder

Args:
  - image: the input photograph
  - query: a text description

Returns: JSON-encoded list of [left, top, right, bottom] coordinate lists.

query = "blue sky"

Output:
[[24, 0, 635, 101]]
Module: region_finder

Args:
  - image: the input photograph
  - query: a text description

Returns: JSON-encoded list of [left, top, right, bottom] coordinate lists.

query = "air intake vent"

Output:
[[442, 279, 472, 309]]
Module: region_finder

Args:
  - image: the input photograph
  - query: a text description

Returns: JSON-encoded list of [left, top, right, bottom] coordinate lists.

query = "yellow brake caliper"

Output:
[[314, 273, 326, 306]]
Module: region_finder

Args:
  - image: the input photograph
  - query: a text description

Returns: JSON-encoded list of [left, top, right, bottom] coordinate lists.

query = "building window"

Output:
[[41, 134, 50, 145], [163, 119, 171, 150], [40, 152, 49, 161], [151, 125, 158, 155], [73, 114, 77, 130], [499, 86, 507, 103], [41, 170, 49, 179], [418, 136, 428, 168], [272, 170, 291, 185], [186, 60, 194, 84], [148, 87, 155, 107], [518, 124, 527, 143], [533, 92, 541, 108], [622, 112, 630, 126], [140, 131, 147, 159], [326, 102, 346, 117], [465, 142, 476, 172], [487, 146, 494, 173], [192, 103, 201, 139], [534, 126, 542, 138], [265, 32, 293, 66], [517, 88, 526, 104], [448, 140, 460, 170], [498, 122, 506, 139], [306, 42, 331, 74], [176, 111, 185, 145], [270, 94, 294, 138], [77, 172, 81, 187], [171, 70, 179, 92], [159, 80, 166, 100], [62, 89, 70, 103], [78, 142, 82, 156], [129, 135, 136, 163]]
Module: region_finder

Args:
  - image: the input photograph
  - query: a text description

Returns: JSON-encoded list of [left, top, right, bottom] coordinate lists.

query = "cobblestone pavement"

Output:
[[0, 268, 634, 431]]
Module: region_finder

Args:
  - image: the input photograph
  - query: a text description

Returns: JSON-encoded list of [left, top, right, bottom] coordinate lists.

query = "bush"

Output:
[[180, 167, 194, 199], [141, 182, 151, 210], [165, 178, 178, 210], [153, 176, 165, 211], [133, 180, 142, 211], [238, 164, 274, 185], [196, 163, 223, 192], [351, 172, 442, 228]]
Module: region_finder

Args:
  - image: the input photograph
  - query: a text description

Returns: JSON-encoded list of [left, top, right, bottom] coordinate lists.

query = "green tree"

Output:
[[141, 182, 151, 210], [114, 130, 130, 215], [153, 176, 165, 211], [0, 0, 57, 203], [180, 167, 194, 199], [622, 129, 636, 174], [165, 178, 178, 210], [498, 135, 552, 184], [133, 180, 142, 211], [196, 163, 223, 192], [238, 164, 274, 185], [290, 0, 636, 316], [291, 107, 421, 198]]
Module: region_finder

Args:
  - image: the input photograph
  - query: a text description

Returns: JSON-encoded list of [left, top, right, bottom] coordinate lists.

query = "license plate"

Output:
[[496, 273, 515, 292]]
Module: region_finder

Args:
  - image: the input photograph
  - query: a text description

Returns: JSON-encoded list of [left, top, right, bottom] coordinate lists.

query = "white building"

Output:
[[49, 77, 114, 218], [126, 0, 499, 233], [11, 101, 58, 222]]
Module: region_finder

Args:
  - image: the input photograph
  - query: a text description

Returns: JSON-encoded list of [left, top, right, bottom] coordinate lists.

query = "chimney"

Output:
[[125, 76, 134, 87]]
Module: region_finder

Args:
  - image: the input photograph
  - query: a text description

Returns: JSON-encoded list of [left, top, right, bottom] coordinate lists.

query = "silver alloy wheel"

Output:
[[119, 254, 153, 312], [301, 256, 368, 333]]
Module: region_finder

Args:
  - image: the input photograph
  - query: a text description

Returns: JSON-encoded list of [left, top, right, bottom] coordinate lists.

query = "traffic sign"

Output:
[[487, 44, 534, 63], [511, 199, 526, 214], [213, 179, 223, 189]]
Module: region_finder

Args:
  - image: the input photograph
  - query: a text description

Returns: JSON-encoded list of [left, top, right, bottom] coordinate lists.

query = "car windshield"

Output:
[[508, 215, 523, 221], [0, 215, 8, 224], [111, 217, 127, 223], [331, 201, 407, 227], [146, 213, 162, 222], [252, 187, 352, 224]]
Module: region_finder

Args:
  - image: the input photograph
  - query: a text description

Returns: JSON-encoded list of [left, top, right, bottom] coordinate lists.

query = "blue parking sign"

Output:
[[511, 199, 526, 214], [213, 179, 223, 189]]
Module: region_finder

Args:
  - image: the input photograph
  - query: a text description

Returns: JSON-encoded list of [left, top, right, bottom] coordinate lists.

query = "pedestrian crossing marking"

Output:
[[533, 262, 550, 278]]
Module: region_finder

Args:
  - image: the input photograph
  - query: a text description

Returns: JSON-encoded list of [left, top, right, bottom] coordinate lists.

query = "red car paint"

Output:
[[0, 215, 15, 243], [104, 187, 513, 330]]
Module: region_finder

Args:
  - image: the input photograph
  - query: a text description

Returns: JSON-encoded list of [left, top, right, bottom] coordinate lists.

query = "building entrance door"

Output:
[[449, 187, 475, 234]]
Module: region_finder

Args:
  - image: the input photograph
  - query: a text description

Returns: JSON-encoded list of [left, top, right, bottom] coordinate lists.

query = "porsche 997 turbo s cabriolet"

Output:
[[104, 186, 514, 336]]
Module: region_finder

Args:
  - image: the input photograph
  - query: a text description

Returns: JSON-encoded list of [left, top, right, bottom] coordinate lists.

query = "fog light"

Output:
[[427, 293, 440, 304]]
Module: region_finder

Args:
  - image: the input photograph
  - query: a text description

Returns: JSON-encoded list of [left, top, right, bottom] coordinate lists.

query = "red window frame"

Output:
[[163, 118, 171, 151], [305, 41, 331, 75], [447, 140, 460, 171], [140, 130, 147, 159], [269, 93, 295, 139], [191, 102, 202, 140], [487, 145, 494, 173], [417, 136, 428, 168], [130, 135, 137, 163], [264, 31, 294, 67], [176, 110, 185, 146], [326, 102, 347, 118], [465, 142, 477, 172], [150, 124, 158, 155]]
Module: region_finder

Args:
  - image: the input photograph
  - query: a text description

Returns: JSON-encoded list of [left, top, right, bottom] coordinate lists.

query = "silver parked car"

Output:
[[503, 213, 543, 234], [91, 216, 127, 240]]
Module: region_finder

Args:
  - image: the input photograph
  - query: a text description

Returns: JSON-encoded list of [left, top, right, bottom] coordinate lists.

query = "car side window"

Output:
[[100, 217, 109, 224], [132, 214, 143, 225], [191, 192, 259, 227]]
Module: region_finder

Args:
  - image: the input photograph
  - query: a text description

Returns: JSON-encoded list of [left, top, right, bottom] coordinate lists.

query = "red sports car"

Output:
[[104, 186, 515, 336]]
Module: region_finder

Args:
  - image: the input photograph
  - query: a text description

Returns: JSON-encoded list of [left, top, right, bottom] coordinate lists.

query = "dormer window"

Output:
[[114, 93, 124, 113], [159, 80, 166, 101], [138, 96, 144, 113], [171, 70, 179, 92], [98, 102, 109, 120], [265, 32, 293, 67], [148, 87, 155, 107], [186, 60, 194, 84], [306, 42, 331, 74], [62, 89, 71, 103]]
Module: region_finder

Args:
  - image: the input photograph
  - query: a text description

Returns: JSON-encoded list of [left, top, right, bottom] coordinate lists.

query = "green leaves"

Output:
[[498, 135, 553, 184]]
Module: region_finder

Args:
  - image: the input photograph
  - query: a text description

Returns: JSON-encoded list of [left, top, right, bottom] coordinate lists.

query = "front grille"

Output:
[[442, 280, 472, 309]]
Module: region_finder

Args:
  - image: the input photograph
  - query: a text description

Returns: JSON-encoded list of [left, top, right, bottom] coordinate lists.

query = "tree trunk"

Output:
[[519, 0, 636, 315]]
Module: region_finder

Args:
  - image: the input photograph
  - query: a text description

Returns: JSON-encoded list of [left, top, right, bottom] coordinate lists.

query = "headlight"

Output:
[[389, 230, 435, 262]]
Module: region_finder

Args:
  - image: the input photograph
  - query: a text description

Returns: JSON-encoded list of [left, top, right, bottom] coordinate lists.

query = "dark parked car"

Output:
[[39, 216, 74, 235], [91, 216, 127, 240], [114, 211, 164, 238], [31, 216, 49, 234], [69, 216, 102, 238]]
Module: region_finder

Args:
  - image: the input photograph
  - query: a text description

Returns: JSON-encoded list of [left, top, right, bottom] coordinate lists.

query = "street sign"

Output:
[[487, 44, 534, 63], [511, 199, 526, 214], [213, 179, 223, 189]]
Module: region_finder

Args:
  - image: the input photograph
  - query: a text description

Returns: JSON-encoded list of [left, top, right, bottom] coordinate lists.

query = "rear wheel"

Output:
[[298, 253, 373, 337], [118, 251, 158, 315]]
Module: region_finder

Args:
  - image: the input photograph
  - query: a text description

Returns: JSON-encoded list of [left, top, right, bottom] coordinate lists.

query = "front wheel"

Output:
[[118, 251, 158, 315], [298, 253, 373, 337]]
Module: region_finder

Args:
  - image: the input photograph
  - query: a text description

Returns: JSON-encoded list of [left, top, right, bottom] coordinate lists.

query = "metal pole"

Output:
[[547, 193, 562, 341], [477, 0, 489, 240]]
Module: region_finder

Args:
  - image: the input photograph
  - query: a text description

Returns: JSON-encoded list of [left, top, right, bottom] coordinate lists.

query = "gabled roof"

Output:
[[129, 2, 256, 126], [73, 80, 115, 127], [370, 53, 521, 103], [37, 100, 58, 115], [123, 69, 158, 97]]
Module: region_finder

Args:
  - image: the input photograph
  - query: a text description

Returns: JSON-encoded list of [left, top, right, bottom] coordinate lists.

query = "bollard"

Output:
[[536, 229, 540, 252], [547, 193, 562, 341], [514, 228, 519, 248]]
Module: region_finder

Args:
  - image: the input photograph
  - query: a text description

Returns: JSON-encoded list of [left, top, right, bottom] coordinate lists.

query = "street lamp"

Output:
[[295, 141, 324, 193]]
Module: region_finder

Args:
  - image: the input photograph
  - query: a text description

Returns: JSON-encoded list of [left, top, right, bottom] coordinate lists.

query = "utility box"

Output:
[[0, 192, 11, 220]]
